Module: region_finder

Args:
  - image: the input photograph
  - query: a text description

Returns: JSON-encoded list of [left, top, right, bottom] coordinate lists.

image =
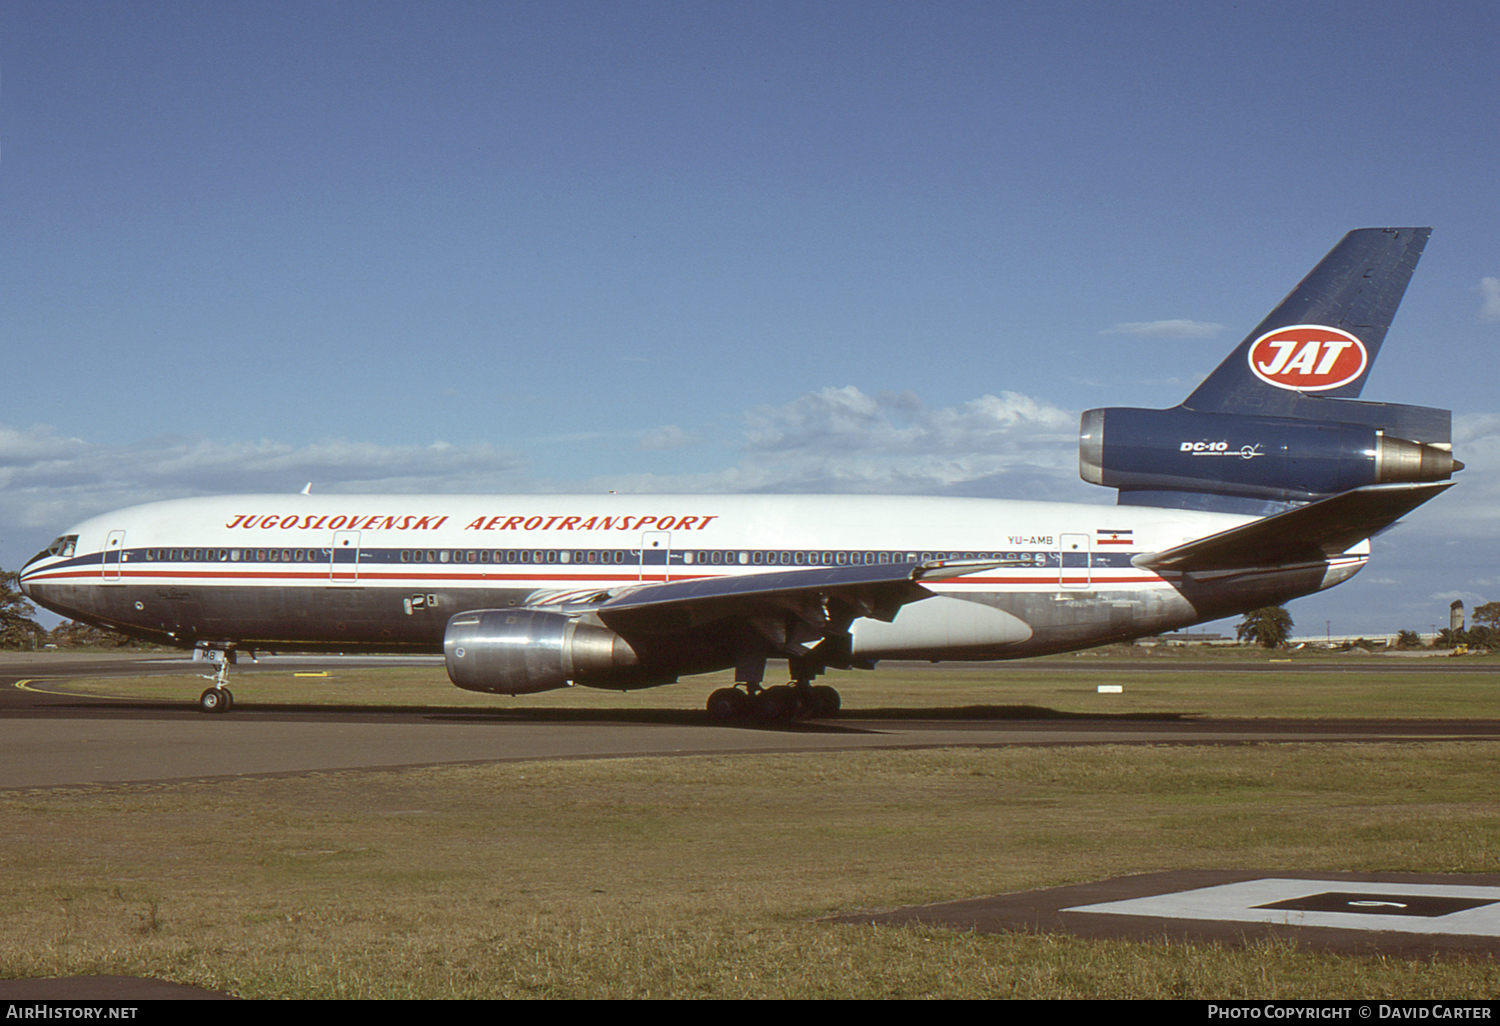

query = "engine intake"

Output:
[[444, 609, 640, 694], [1080, 407, 1460, 504]]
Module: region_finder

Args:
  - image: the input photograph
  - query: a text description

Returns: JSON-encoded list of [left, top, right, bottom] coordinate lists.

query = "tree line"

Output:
[[1429, 601, 1500, 650], [1236, 601, 1499, 651]]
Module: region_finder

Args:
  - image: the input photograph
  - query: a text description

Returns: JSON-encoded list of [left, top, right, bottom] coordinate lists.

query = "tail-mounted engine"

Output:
[[444, 609, 642, 694], [1079, 406, 1461, 507]]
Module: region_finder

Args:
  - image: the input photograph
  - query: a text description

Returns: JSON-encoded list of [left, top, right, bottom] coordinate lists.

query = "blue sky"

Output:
[[4, 0, 1498, 637]]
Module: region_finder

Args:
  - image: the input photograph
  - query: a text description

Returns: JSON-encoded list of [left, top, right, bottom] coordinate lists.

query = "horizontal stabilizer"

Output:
[[1132, 481, 1453, 573]]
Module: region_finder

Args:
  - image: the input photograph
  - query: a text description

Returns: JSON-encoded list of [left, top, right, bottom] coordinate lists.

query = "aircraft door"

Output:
[[1060, 533, 1091, 589], [331, 531, 361, 582], [102, 530, 126, 582], [640, 531, 671, 581]]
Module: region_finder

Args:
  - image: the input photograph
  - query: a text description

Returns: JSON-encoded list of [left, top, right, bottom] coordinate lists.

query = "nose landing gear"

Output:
[[196, 647, 236, 714]]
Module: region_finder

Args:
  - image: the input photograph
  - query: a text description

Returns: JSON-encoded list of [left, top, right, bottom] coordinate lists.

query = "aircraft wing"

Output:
[[587, 558, 1006, 635], [1133, 481, 1453, 573]]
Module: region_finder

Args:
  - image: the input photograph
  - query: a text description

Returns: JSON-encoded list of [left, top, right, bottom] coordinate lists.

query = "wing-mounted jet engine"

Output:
[[1079, 228, 1460, 514], [443, 609, 651, 694]]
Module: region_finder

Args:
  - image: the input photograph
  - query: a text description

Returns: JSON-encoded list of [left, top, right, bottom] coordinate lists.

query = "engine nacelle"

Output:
[[1079, 407, 1460, 504], [444, 609, 640, 694]]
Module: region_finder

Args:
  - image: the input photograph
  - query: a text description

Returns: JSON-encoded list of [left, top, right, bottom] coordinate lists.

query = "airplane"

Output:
[[18, 228, 1460, 719]]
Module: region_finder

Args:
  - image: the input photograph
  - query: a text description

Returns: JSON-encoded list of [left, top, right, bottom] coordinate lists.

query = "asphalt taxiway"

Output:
[[4, 653, 1500, 789]]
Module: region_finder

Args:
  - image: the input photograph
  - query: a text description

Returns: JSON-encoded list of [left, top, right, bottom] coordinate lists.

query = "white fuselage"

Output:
[[20, 492, 1364, 675]]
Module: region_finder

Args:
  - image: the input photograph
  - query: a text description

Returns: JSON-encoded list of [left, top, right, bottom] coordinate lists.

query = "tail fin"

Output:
[[1183, 227, 1431, 416], [1079, 228, 1459, 513]]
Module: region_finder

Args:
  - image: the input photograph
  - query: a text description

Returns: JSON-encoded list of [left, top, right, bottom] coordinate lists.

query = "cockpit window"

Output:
[[25, 535, 77, 567]]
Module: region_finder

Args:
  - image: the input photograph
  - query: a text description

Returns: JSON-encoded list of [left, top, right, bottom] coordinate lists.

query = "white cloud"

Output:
[[636, 425, 698, 451], [742, 386, 1074, 456], [0, 424, 91, 463], [609, 386, 1087, 499], [0, 428, 527, 537], [1479, 277, 1500, 322], [0, 390, 1095, 569], [1429, 590, 1483, 606], [1100, 319, 1225, 339]]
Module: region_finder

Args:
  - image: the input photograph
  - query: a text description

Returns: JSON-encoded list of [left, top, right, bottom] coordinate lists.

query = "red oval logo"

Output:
[[1246, 325, 1368, 391]]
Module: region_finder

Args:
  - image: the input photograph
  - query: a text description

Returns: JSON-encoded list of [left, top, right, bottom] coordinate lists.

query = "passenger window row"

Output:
[[144, 548, 322, 563], [397, 548, 1037, 566], [128, 547, 1052, 567]]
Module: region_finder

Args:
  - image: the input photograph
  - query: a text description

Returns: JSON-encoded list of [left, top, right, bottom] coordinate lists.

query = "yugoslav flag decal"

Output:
[[1246, 324, 1369, 391]]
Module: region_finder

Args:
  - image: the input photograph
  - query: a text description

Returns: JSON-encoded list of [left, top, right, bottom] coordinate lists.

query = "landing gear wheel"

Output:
[[199, 687, 233, 714], [753, 684, 798, 722], [809, 685, 841, 718], [706, 687, 749, 722]]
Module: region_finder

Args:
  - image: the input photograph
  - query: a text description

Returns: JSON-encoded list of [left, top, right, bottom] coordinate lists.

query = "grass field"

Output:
[[3, 652, 1500, 998]]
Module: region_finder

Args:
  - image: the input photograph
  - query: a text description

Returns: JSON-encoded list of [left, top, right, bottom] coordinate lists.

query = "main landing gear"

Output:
[[708, 637, 845, 722], [196, 647, 236, 714], [705, 680, 841, 723]]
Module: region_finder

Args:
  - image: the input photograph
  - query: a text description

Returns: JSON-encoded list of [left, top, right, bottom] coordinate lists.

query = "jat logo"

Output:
[[1247, 324, 1368, 391]]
